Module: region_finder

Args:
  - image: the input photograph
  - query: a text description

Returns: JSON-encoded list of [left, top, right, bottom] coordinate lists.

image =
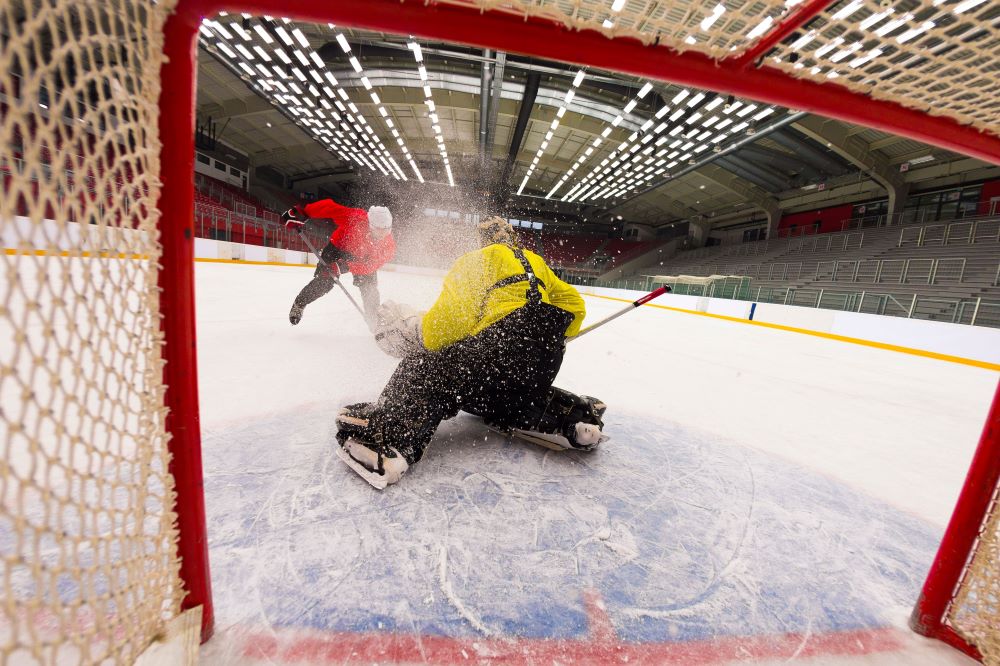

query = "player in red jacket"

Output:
[[281, 199, 395, 328]]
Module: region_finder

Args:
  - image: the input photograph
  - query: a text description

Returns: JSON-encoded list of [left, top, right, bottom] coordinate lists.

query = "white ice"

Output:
[[193, 261, 997, 665]]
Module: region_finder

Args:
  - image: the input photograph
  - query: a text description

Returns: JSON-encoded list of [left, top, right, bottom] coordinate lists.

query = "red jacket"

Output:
[[302, 199, 395, 275]]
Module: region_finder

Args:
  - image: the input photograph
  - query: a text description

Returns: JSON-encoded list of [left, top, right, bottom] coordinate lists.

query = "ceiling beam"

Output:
[[791, 116, 909, 215], [696, 164, 782, 229], [198, 95, 277, 119], [504, 70, 541, 185], [767, 129, 847, 176]]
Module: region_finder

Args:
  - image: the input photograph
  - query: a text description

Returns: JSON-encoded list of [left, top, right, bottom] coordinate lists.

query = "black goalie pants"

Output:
[[361, 301, 574, 465]]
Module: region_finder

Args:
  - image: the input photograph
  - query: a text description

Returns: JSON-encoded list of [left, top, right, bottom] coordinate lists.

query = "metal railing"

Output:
[[193, 202, 325, 254], [571, 271, 1000, 329], [899, 218, 1000, 247]]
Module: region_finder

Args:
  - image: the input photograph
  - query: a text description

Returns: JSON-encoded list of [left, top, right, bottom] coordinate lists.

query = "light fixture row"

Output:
[[201, 15, 410, 182], [559, 86, 777, 204], [408, 41, 455, 187]]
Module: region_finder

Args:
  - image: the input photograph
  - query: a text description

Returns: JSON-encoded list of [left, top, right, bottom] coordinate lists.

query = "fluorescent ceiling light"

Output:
[[831, 0, 864, 20], [638, 82, 653, 98], [208, 21, 233, 39], [292, 28, 310, 48], [672, 90, 690, 104], [953, 0, 987, 12], [897, 21, 935, 43], [253, 24, 273, 42], [875, 15, 911, 38], [229, 22, 250, 40], [746, 16, 773, 40], [859, 9, 894, 30], [274, 26, 293, 45], [815, 37, 844, 58], [700, 3, 726, 30], [216, 42, 237, 59], [624, 100, 638, 114]]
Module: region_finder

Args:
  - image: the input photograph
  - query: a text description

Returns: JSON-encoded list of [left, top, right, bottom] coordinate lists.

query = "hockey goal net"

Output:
[[0, 0, 202, 662], [1, 0, 998, 663]]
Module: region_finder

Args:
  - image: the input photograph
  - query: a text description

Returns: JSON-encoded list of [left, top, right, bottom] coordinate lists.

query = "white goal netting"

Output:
[[442, 0, 998, 134], [948, 484, 1000, 666], [0, 0, 182, 663]]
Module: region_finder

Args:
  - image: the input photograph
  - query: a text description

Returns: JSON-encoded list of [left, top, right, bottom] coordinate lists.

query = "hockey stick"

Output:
[[294, 225, 366, 318], [568, 285, 671, 341]]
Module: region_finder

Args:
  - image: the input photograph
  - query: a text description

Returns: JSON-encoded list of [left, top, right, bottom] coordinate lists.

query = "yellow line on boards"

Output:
[[582, 292, 1000, 372], [194, 257, 313, 268], [4, 248, 150, 260]]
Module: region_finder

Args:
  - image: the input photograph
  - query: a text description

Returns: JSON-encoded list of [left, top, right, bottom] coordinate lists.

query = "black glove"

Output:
[[281, 205, 307, 229]]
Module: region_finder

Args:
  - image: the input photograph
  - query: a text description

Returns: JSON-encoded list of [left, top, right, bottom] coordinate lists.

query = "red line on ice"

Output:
[[240, 589, 904, 664]]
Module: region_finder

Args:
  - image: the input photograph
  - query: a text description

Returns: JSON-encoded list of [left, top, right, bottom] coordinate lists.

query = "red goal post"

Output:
[[3, 0, 997, 661], [909, 379, 1000, 664], [159, 0, 1000, 653], [161, 0, 999, 647]]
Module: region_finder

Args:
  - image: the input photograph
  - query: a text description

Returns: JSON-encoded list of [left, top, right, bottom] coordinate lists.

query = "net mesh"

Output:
[[948, 486, 1000, 666], [0, 0, 181, 663], [443, 0, 999, 134]]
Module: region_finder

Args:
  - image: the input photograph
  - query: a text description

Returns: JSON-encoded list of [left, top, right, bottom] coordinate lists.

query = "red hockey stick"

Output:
[[568, 285, 671, 341]]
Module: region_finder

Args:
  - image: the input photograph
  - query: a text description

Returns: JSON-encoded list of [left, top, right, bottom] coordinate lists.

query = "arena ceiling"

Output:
[[195, 17, 980, 229]]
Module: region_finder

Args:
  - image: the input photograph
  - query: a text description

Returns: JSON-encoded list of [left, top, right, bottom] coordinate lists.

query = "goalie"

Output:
[[335, 216, 608, 489]]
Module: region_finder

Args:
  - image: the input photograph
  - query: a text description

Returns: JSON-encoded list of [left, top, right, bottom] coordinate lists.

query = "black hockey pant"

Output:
[[294, 242, 380, 322], [363, 301, 574, 465]]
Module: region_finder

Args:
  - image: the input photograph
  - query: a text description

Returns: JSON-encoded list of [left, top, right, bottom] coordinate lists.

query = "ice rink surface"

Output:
[[194, 262, 998, 665]]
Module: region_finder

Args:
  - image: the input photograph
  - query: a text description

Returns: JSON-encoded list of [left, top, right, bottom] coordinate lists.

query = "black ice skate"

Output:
[[499, 391, 609, 452], [335, 403, 408, 489], [289, 302, 304, 325]]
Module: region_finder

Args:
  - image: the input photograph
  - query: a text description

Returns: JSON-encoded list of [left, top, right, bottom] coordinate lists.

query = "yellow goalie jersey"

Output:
[[421, 244, 586, 351]]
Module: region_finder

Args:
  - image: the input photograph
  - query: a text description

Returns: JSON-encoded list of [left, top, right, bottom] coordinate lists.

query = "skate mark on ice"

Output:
[[438, 545, 494, 637]]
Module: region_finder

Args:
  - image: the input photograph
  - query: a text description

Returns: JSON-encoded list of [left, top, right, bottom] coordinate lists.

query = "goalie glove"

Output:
[[280, 205, 307, 230], [374, 301, 425, 358]]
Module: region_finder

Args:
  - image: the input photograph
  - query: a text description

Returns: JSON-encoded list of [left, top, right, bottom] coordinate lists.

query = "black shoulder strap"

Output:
[[481, 245, 546, 309]]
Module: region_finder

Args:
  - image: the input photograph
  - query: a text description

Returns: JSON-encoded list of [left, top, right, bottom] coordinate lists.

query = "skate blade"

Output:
[[511, 429, 575, 451], [335, 442, 390, 490]]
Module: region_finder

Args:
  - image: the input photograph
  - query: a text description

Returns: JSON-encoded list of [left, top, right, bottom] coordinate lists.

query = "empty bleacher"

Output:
[[623, 215, 1000, 327], [539, 232, 605, 267]]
